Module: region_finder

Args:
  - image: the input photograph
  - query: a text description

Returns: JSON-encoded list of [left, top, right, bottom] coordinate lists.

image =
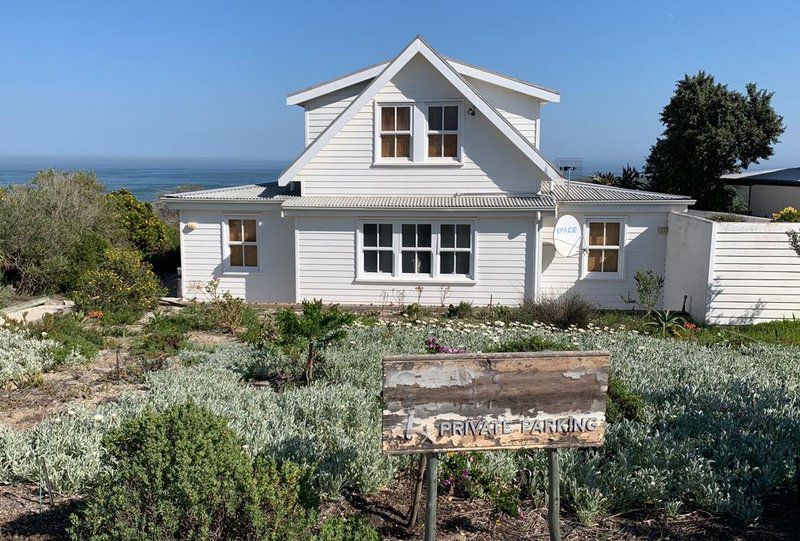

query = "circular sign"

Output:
[[553, 215, 581, 257]]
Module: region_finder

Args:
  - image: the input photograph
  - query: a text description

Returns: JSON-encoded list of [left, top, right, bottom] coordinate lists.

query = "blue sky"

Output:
[[1, 0, 798, 171]]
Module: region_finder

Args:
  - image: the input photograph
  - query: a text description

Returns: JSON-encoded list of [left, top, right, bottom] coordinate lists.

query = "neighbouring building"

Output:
[[166, 37, 800, 324], [722, 167, 800, 217]]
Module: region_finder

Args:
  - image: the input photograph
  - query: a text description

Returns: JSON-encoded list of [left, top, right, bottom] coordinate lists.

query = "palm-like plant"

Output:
[[274, 299, 354, 384], [646, 309, 686, 337]]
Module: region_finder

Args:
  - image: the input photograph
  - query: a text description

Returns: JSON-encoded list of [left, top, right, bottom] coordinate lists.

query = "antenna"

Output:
[[555, 157, 583, 196]]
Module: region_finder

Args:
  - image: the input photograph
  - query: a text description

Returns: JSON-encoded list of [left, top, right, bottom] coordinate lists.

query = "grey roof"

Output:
[[281, 194, 555, 210], [721, 167, 800, 186], [551, 182, 692, 203], [162, 183, 292, 201]]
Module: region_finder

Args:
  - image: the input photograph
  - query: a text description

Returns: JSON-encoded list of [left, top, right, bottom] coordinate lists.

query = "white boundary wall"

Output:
[[664, 212, 800, 324]]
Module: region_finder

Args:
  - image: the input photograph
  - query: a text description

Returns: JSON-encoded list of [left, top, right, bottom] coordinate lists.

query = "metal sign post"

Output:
[[381, 350, 610, 540], [424, 453, 438, 541]]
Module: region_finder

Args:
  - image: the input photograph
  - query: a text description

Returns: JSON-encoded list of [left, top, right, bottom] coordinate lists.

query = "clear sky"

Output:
[[1, 0, 798, 171]]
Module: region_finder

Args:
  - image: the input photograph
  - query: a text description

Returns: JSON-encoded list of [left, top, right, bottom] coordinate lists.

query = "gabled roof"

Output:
[[286, 55, 560, 106], [277, 36, 565, 187], [721, 167, 800, 186], [551, 181, 693, 203]]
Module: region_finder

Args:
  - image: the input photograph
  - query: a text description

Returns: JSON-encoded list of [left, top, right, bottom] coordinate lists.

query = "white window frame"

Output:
[[222, 215, 261, 273], [425, 102, 463, 163], [437, 223, 473, 277], [356, 219, 476, 283], [582, 217, 626, 279], [374, 102, 413, 164], [360, 222, 395, 277], [400, 223, 434, 277]]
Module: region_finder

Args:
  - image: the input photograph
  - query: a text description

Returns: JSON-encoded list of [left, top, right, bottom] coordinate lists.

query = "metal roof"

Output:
[[281, 193, 555, 210], [162, 183, 292, 201], [721, 167, 800, 186], [551, 182, 692, 203]]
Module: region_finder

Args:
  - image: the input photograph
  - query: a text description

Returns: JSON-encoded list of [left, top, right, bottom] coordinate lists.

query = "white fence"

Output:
[[664, 212, 800, 325]]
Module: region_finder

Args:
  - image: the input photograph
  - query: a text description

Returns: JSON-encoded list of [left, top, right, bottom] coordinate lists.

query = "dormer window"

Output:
[[379, 105, 411, 159], [427, 105, 459, 159]]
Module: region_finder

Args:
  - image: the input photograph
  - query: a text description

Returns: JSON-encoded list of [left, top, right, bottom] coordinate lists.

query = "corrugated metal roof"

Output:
[[162, 183, 292, 201], [550, 182, 691, 202], [721, 167, 800, 186], [281, 194, 555, 210]]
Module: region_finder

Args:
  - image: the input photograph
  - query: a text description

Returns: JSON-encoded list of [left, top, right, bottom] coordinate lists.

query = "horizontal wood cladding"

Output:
[[382, 351, 610, 454]]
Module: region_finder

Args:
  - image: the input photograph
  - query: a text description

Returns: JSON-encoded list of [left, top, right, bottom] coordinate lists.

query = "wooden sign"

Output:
[[382, 350, 610, 455]]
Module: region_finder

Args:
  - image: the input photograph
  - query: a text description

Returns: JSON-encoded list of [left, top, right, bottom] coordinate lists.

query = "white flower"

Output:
[[93, 414, 104, 421]]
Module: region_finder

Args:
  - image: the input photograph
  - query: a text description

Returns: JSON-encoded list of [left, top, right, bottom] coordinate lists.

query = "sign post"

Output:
[[382, 350, 609, 539]]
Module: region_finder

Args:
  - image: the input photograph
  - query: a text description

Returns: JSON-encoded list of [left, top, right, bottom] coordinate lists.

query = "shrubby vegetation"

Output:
[[514, 293, 595, 328], [772, 206, 800, 222], [0, 325, 79, 385]]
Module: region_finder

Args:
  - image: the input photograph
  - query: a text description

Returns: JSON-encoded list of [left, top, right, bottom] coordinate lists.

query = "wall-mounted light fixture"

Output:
[[186, 222, 198, 231], [467, 106, 476, 116]]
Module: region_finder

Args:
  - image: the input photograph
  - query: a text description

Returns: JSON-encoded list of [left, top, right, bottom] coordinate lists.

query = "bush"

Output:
[[708, 212, 748, 222], [772, 206, 800, 222], [515, 293, 595, 329], [606, 374, 646, 423], [71, 248, 166, 324], [107, 188, 179, 273], [28, 313, 104, 364], [446, 300, 474, 319], [439, 452, 520, 518], [57, 231, 110, 292], [0, 326, 73, 385], [486, 335, 574, 353], [401, 302, 425, 319], [252, 456, 318, 540], [318, 516, 381, 541], [634, 269, 664, 315], [131, 312, 189, 361], [0, 169, 119, 294]]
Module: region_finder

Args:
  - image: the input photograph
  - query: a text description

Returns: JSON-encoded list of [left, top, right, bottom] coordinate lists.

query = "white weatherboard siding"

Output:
[[663, 212, 714, 322], [464, 77, 540, 148], [707, 221, 800, 324], [295, 214, 535, 306], [179, 208, 295, 302], [295, 54, 545, 196], [540, 207, 674, 308], [304, 81, 369, 145]]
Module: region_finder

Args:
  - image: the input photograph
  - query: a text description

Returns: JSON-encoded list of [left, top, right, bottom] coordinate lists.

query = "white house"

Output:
[[165, 37, 694, 309]]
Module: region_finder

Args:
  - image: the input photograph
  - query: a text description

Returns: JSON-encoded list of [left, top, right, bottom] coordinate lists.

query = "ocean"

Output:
[[0, 156, 287, 201]]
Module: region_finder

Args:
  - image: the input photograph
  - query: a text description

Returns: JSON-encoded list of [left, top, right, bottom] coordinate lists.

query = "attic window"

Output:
[[379, 105, 411, 158], [427, 105, 459, 159]]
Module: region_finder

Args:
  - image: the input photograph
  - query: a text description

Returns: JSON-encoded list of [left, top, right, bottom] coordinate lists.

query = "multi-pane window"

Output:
[[401, 224, 432, 275], [427, 105, 459, 158], [379, 105, 411, 158], [363, 223, 394, 274], [439, 224, 471, 275], [586, 221, 621, 273], [228, 219, 258, 268]]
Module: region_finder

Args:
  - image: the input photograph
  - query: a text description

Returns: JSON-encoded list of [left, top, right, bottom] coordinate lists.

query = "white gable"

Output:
[[277, 37, 564, 193]]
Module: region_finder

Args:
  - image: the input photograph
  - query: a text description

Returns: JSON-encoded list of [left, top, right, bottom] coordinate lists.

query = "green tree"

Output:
[[275, 299, 354, 384], [589, 165, 646, 190], [645, 71, 784, 210]]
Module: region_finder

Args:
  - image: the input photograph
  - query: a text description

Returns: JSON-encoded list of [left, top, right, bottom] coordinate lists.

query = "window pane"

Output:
[[428, 134, 442, 158], [244, 245, 258, 267], [395, 134, 410, 158], [402, 251, 415, 273], [364, 250, 377, 273], [417, 224, 431, 247], [589, 223, 604, 245], [381, 134, 395, 158], [379, 224, 393, 247], [379, 250, 393, 273], [396, 106, 410, 131], [440, 252, 454, 274], [456, 224, 471, 248], [603, 249, 619, 272], [402, 224, 416, 247], [587, 249, 602, 272], [443, 134, 458, 158], [605, 222, 621, 246], [428, 106, 443, 131], [381, 106, 395, 131], [441, 224, 455, 248], [418, 251, 431, 274], [229, 219, 242, 242], [443, 106, 458, 130], [455, 252, 470, 275], [230, 245, 244, 267], [243, 220, 257, 242], [364, 224, 377, 247]]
